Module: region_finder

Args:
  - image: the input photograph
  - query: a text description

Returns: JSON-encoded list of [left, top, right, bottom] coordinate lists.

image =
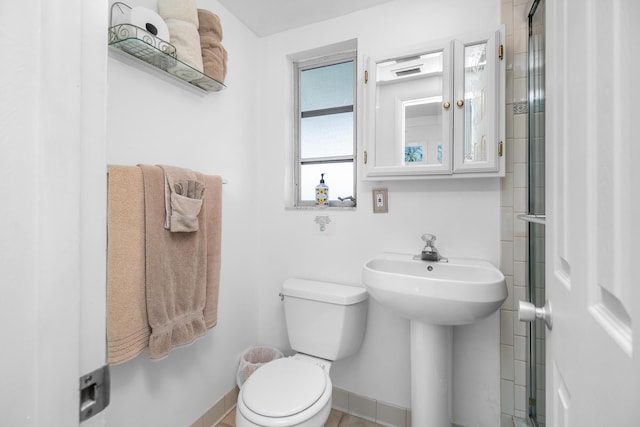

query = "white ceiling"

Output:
[[216, 0, 397, 37]]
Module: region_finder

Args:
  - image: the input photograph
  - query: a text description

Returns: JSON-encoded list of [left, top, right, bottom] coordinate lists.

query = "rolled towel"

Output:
[[158, 0, 199, 27], [200, 35, 223, 50], [165, 18, 204, 72], [202, 40, 228, 83], [159, 165, 205, 233], [198, 9, 223, 42]]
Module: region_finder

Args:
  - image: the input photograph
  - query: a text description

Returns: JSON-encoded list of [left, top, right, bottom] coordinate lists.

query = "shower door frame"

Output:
[[527, 0, 546, 426]]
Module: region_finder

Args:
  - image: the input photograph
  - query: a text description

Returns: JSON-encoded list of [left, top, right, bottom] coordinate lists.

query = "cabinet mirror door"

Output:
[[369, 44, 452, 176], [453, 31, 500, 172]]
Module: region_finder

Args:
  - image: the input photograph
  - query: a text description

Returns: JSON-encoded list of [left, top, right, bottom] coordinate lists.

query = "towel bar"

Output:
[[106, 166, 227, 184]]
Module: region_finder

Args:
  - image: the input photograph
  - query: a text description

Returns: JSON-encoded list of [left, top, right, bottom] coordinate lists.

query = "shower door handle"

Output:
[[518, 300, 552, 330]]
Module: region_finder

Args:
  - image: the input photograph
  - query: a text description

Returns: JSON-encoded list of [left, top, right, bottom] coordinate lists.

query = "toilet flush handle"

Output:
[[278, 292, 284, 301]]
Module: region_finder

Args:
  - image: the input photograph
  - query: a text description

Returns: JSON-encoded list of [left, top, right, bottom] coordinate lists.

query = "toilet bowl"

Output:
[[236, 355, 332, 427], [235, 278, 368, 427]]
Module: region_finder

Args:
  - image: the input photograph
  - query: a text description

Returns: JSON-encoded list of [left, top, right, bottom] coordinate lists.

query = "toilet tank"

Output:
[[281, 278, 368, 361]]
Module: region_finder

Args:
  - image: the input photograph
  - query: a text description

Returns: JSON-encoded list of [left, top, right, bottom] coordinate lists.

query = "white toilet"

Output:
[[236, 278, 368, 427]]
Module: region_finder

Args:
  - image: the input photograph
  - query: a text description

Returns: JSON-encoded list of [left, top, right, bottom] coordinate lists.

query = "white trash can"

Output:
[[236, 345, 283, 388]]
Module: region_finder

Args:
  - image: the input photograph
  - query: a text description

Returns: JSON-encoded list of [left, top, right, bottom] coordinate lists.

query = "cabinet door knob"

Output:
[[456, 99, 464, 107], [443, 102, 451, 109]]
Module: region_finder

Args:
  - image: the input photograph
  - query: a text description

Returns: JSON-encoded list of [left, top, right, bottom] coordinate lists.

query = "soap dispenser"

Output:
[[315, 173, 329, 206]]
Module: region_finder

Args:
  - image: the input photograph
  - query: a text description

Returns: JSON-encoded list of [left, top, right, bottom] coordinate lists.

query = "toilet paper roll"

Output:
[[112, 6, 170, 43]]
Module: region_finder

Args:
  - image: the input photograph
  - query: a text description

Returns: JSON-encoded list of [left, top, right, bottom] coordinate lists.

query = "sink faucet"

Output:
[[420, 234, 448, 262]]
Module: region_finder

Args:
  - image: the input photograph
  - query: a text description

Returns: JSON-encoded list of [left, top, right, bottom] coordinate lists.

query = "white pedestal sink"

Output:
[[362, 252, 507, 427]]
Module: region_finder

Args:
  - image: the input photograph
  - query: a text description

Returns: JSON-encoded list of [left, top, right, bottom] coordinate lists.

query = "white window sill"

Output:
[[285, 205, 357, 211]]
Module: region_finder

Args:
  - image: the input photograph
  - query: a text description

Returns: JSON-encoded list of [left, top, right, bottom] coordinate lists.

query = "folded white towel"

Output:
[[165, 18, 204, 72], [158, 0, 199, 27]]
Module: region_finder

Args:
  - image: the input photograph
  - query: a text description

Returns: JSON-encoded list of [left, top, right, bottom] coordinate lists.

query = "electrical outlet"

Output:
[[372, 188, 388, 213]]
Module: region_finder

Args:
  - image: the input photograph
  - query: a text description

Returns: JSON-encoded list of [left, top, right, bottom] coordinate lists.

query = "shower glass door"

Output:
[[527, 0, 546, 426]]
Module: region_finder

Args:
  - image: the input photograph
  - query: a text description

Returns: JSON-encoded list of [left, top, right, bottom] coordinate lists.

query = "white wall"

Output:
[[1, 2, 41, 425], [105, 1, 262, 426], [255, 0, 502, 425], [53, 0, 503, 426]]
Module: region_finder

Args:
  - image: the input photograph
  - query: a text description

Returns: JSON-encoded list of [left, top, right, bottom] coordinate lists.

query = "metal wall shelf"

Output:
[[108, 24, 225, 93]]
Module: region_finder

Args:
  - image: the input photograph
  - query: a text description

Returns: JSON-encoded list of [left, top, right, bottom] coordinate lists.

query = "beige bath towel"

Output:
[[201, 39, 228, 84], [198, 10, 228, 84], [140, 165, 208, 360], [198, 9, 223, 41], [159, 165, 205, 232], [203, 175, 223, 328], [106, 166, 150, 365]]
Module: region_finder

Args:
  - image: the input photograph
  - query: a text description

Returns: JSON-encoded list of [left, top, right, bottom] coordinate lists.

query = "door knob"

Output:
[[456, 99, 464, 107], [443, 101, 451, 109], [518, 300, 553, 329]]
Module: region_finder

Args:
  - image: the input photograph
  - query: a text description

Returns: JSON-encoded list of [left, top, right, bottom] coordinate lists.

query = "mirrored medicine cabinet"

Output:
[[364, 27, 505, 179]]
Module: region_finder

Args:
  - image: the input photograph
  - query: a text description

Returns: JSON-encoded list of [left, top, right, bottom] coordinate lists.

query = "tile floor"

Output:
[[216, 408, 384, 427]]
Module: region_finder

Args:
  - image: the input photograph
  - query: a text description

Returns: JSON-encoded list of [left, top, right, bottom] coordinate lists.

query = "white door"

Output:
[[0, 0, 108, 425], [79, 0, 110, 425], [545, 0, 640, 425]]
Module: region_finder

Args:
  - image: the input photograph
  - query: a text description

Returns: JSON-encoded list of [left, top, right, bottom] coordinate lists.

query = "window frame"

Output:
[[293, 50, 358, 208]]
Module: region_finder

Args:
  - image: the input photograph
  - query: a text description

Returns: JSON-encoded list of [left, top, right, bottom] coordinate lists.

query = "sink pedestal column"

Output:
[[410, 320, 452, 427]]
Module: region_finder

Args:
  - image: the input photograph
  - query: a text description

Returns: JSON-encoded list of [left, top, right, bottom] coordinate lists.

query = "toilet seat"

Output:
[[237, 357, 333, 427], [242, 358, 326, 417]]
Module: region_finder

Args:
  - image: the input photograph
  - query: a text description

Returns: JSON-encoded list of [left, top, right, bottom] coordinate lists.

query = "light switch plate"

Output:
[[372, 188, 388, 213]]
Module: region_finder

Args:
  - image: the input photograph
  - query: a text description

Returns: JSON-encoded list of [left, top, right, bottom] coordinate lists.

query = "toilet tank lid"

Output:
[[282, 278, 368, 305]]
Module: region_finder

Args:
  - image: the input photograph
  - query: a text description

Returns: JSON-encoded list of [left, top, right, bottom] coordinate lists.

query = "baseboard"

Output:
[[332, 386, 411, 427], [190, 386, 239, 427], [193, 384, 476, 427]]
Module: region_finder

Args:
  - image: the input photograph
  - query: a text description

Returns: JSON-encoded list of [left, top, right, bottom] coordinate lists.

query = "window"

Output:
[[294, 51, 357, 207]]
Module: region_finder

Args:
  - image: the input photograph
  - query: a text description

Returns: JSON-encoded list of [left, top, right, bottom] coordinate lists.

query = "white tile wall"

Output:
[[515, 385, 527, 412], [503, 275, 515, 311], [514, 138, 528, 164], [500, 379, 515, 417], [332, 387, 411, 427], [501, 345, 515, 381], [514, 261, 526, 286], [513, 53, 527, 79], [501, 207, 514, 241], [501, 311, 515, 346], [500, 241, 514, 276], [513, 78, 528, 103], [515, 360, 526, 386], [514, 336, 526, 362]]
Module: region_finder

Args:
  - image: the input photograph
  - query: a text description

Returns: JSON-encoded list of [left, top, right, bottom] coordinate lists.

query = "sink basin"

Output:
[[362, 252, 507, 325], [362, 252, 507, 426]]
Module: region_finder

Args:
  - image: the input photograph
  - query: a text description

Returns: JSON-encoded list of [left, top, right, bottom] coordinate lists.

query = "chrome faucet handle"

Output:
[[421, 234, 436, 246]]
